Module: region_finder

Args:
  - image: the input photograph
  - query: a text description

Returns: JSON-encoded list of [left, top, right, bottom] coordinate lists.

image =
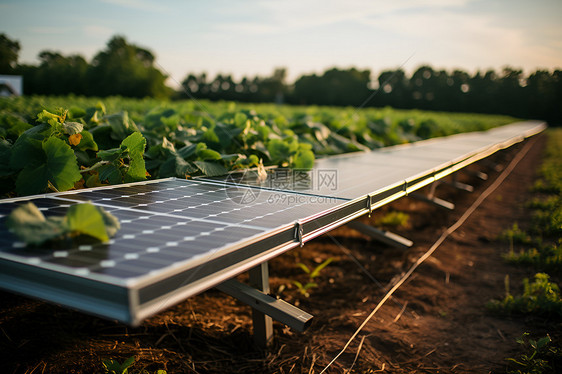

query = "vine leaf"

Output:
[[6, 203, 67, 245], [193, 160, 227, 177], [121, 132, 147, 182], [6, 202, 120, 245], [15, 137, 82, 196]]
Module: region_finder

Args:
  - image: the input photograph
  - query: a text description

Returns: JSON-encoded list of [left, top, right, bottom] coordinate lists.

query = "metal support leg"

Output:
[[217, 279, 312, 332], [249, 262, 273, 348], [427, 182, 439, 198], [410, 192, 455, 210], [347, 220, 413, 249], [482, 160, 503, 172], [216, 261, 314, 348], [465, 169, 488, 181], [443, 174, 474, 192]]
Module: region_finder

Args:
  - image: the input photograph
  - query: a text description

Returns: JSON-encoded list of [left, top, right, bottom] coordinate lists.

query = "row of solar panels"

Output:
[[0, 121, 546, 325]]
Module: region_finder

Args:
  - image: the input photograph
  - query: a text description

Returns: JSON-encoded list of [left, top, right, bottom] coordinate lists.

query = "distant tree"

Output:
[[258, 68, 287, 103], [292, 67, 371, 106], [180, 68, 289, 103], [376, 69, 410, 108], [0, 33, 20, 73], [36, 51, 88, 94], [467, 70, 499, 114], [87, 35, 170, 98], [409, 66, 439, 110], [495, 67, 525, 116], [448, 70, 471, 111]]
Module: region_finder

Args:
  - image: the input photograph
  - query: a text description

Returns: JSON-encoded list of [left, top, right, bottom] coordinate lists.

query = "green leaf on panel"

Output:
[[6, 203, 67, 245], [99, 206, 121, 237], [6, 202, 120, 246], [66, 203, 109, 242]]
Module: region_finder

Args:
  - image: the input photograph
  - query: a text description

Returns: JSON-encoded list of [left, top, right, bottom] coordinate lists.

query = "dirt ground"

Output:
[[1, 133, 559, 373]]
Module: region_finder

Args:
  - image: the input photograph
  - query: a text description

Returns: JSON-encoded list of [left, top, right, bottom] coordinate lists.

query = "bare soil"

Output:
[[1, 133, 560, 373]]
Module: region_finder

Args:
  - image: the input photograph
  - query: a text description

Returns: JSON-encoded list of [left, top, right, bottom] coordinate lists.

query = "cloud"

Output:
[[98, 0, 168, 13], [359, 8, 562, 72], [83, 25, 114, 38], [214, 0, 471, 35]]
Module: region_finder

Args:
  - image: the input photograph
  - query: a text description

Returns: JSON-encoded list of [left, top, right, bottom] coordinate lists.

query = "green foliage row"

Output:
[[0, 96, 516, 197], [103, 355, 166, 374], [499, 129, 562, 272], [507, 333, 560, 374], [492, 129, 562, 372], [487, 273, 562, 318]]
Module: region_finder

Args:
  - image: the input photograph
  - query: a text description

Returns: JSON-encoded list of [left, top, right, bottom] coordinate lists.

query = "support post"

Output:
[[347, 220, 413, 249], [216, 279, 313, 332], [464, 169, 488, 181], [443, 174, 474, 192], [410, 192, 455, 210], [248, 262, 274, 348]]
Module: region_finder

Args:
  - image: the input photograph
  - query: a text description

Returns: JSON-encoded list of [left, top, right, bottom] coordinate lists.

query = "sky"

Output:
[[1, 0, 561, 87]]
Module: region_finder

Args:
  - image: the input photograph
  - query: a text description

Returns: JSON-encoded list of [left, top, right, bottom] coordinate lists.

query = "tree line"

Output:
[[1, 33, 561, 123], [1, 34, 171, 98]]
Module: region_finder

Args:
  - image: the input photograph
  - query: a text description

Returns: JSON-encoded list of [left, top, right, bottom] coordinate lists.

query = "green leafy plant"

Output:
[[375, 211, 410, 228], [102, 356, 167, 374], [292, 257, 334, 297], [504, 239, 562, 273], [102, 356, 136, 374], [6, 202, 120, 245], [506, 333, 559, 374], [95, 131, 147, 184], [8, 108, 85, 195], [0, 96, 519, 198], [500, 223, 532, 246], [487, 273, 562, 318]]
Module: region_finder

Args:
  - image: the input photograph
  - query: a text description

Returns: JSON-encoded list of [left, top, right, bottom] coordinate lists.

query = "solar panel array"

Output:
[[0, 121, 546, 325]]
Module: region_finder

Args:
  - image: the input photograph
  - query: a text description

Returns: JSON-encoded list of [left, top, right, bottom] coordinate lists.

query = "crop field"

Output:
[[0, 96, 516, 197], [6, 96, 562, 373]]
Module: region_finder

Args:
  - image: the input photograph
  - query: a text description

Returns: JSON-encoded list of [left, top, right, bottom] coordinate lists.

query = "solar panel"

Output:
[[207, 121, 546, 199], [0, 120, 546, 326], [0, 178, 353, 324]]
